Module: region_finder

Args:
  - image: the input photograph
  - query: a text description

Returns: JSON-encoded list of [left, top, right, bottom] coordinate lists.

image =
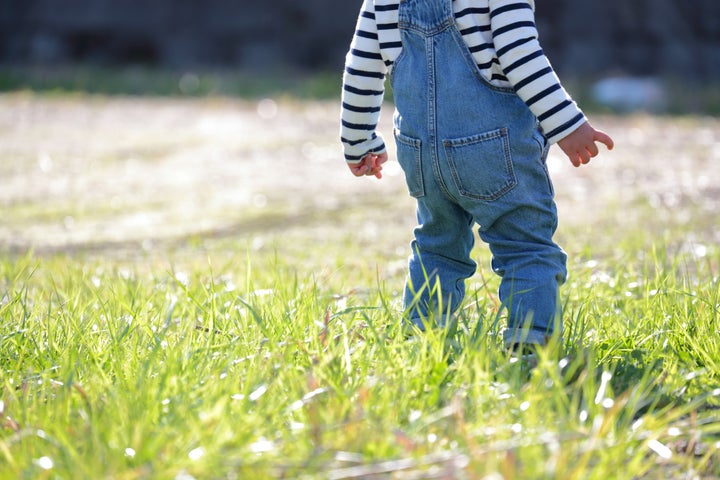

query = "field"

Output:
[[1, 84, 719, 479]]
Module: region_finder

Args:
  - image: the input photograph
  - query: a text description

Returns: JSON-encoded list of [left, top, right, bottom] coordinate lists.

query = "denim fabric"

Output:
[[391, 0, 567, 346]]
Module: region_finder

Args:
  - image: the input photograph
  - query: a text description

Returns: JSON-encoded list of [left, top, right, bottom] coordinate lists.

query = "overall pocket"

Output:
[[394, 129, 424, 198], [443, 127, 517, 201]]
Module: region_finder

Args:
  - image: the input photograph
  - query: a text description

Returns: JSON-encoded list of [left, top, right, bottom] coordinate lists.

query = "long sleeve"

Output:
[[340, 0, 388, 163], [489, 0, 586, 143]]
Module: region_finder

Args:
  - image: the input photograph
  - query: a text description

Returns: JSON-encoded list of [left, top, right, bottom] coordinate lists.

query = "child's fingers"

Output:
[[594, 130, 615, 150], [586, 142, 599, 158], [369, 153, 386, 179], [569, 153, 581, 168], [349, 162, 369, 177], [348, 152, 387, 179], [579, 150, 591, 165]]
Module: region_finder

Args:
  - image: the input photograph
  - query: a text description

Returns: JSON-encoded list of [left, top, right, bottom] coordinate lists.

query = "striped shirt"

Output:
[[341, 0, 587, 163]]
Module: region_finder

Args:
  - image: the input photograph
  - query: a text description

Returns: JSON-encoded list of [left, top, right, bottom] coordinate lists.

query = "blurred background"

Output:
[[0, 0, 719, 110], [1, 0, 719, 256]]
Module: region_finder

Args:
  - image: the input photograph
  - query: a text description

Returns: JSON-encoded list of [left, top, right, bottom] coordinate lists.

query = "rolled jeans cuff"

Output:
[[502, 328, 552, 348]]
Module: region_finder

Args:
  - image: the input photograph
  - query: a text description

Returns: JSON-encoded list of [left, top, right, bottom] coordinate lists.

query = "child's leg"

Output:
[[478, 200, 567, 347], [404, 195, 476, 330]]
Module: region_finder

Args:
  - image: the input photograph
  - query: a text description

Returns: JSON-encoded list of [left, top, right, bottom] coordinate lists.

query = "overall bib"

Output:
[[391, 0, 567, 346]]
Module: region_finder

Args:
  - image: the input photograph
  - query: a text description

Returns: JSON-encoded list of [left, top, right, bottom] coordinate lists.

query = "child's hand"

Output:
[[348, 152, 388, 179], [557, 122, 614, 167]]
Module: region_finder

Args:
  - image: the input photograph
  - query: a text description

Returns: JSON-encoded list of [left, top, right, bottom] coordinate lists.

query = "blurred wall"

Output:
[[1, 0, 719, 79], [535, 0, 720, 79]]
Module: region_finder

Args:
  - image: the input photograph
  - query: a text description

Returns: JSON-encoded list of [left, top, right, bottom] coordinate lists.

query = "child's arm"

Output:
[[340, 0, 388, 178], [557, 121, 614, 167], [489, 0, 613, 166], [489, 0, 585, 145]]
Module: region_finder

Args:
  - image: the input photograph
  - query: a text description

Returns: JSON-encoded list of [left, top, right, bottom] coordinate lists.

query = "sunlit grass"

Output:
[[1, 90, 718, 478], [1, 226, 719, 479]]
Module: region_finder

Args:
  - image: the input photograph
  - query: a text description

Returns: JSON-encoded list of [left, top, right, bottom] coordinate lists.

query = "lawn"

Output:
[[0, 83, 719, 479]]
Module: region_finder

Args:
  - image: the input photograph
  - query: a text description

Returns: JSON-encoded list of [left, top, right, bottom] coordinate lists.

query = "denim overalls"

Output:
[[391, 0, 567, 346]]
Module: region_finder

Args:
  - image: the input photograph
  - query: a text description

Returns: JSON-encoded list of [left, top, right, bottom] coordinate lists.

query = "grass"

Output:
[[0, 80, 719, 478], [1, 223, 719, 479]]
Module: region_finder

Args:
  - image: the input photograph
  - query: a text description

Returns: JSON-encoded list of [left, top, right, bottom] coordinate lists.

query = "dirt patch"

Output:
[[1, 93, 719, 254]]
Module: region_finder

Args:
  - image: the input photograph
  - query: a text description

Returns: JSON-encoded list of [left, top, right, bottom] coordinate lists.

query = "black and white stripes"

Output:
[[341, 0, 586, 163]]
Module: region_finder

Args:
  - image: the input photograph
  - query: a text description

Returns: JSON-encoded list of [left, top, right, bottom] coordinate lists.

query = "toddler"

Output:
[[340, 0, 613, 349]]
